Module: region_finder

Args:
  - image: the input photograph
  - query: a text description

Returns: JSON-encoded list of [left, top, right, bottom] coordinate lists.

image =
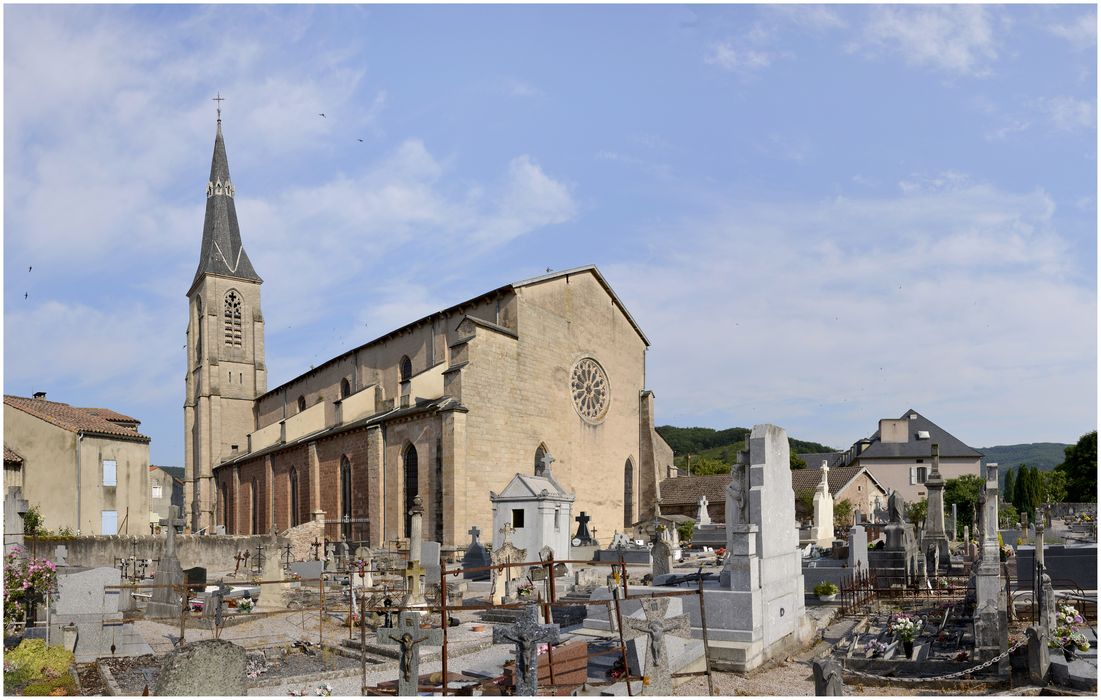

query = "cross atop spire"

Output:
[[213, 92, 225, 122]]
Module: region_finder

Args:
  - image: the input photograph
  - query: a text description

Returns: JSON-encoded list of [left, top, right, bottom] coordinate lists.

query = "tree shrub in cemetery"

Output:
[[3, 639, 76, 696], [1056, 430, 1097, 503]]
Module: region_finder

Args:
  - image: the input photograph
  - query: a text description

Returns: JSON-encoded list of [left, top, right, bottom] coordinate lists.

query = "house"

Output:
[[4, 393, 151, 535], [149, 466, 185, 531], [657, 464, 887, 525], [801, 409, 982, 504]]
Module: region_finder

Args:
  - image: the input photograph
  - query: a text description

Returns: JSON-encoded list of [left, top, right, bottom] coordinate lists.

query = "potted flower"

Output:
[[889, 614, 918, 658], [516, 582, 535, 600], [1048, 605, 1090, 660], [814, 581, 838, 602], [863, 640, 887, 658], [238, 598, 254, 614]]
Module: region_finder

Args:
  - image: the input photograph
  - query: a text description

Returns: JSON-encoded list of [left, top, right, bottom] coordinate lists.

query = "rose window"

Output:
[[571, 358, 610, 422]]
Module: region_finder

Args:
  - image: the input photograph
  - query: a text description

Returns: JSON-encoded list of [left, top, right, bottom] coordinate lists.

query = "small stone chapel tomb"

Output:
[[490, 460, 575, 571]]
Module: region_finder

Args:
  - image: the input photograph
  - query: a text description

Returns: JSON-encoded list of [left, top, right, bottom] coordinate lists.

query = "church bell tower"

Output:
[[184, 109, 266, 532]]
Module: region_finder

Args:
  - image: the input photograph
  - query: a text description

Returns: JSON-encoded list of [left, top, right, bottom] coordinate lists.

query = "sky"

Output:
[[3, 4, 1097, 467]]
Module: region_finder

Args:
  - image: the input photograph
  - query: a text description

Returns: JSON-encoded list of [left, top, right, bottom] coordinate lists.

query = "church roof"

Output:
[[189, 119, 261, 292], [4, 395, 151, 443], [258, 264, 647, 401]]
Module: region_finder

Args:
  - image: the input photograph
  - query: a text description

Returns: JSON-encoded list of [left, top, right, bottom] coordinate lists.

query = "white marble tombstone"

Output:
[[812, 461, 835, 548]]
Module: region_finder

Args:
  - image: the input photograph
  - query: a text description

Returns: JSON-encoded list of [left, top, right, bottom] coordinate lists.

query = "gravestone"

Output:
[[1026, 626, 1050, 685], [622, 597, 690, 696], [812, 461, 835, 548], [403, 496, 427, 607], [973, 463, 1008, 668], [651, 538, 674, 578], [377, 611, 444, 696], [152, 638, 246, 696], [922, 445, 952, 568], [493, 603, 560, 696], [336, 537, 349, 569], [951, 503, 959, 541], [462, 526, 491, 581], [848, 524, 868, 573], [54, 544, 69, 568], [184, 567, 207, 589], [421, 540, 442, 585], [871, 490, 919, 585], [3, 488, 29, 555], [491, 533, 527, 605], [147, 506, 187, 619], [573, 511, 595, 546], [719, 424, 807, 670], [812, 656, 845, 696], [696, 496, 711, 526], [259, 538, 287, 609], [289, 560, 323, 582]]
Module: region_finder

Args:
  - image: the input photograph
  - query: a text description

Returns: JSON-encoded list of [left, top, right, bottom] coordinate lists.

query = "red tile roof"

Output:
[[659, 464, 885, 509], [83, 407, 141, 426], [4, 395, 151, 443], [4, 446, 23, 465]]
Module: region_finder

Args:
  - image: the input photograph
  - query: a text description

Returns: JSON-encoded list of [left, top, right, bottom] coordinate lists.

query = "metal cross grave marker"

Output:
[[376, 611, 444, 696], [493, 603, 560, 696]]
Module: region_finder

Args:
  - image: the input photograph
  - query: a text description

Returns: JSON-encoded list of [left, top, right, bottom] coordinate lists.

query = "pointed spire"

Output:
[[191, 112, 261, 289]]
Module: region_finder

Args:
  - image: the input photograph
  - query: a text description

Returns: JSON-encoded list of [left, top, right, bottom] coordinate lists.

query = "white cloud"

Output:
[[854, 5, 1000, 77], [605, 179, 1093, 447], [766, 5, 846, 32], [705, 42, 774, 74], [1040, 96, 1095, 131], [504, 79, 542, 98], [1048, 10, 1097, 51], [984, 118, 1032, 142]]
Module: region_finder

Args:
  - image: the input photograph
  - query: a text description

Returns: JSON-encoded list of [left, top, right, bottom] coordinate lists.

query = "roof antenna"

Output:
[[213, 92, 225, 123]]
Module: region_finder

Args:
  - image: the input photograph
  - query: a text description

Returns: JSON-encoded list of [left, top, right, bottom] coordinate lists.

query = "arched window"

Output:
[[340, 456, 352, 540], [224, 291, 243, 347], [340, 378, 352, 399], [403, 444, 418, 537], [195, 297, 204, 358], [289, 467, 300, 527], [251, 479, 259, 535], [534, 444, 548, 476], [399, 356, 413, 382], [623, 458, 635, 528], [297, 395, 306, 412]]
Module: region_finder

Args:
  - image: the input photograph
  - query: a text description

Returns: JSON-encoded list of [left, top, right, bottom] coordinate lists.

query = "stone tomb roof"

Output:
[[4, 446, 23, 465], [491, 472, 576, 503]]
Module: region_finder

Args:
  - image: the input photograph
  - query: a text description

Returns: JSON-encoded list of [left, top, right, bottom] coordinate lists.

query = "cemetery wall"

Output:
[[30, 533, 287, 573]]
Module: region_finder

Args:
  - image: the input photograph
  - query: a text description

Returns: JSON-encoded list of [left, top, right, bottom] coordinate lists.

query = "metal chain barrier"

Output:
[[842, 638, 1028, 684]]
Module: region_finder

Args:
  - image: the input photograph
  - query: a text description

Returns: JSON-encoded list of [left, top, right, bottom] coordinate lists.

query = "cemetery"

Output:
[[4, 437, 1097, 696]]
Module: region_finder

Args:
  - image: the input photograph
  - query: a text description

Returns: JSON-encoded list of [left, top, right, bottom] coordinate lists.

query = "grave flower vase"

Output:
[[903, 640, 914, 658]]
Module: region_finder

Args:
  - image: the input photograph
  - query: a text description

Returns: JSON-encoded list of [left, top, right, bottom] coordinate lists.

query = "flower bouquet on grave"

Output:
[[516, 581, 535, 600], [314, 683, 333, 696], [863, 640, 888, 658], [238, 598, 254, 614], [889, 614, 918, 658], [1049, 605, 1090, 659]]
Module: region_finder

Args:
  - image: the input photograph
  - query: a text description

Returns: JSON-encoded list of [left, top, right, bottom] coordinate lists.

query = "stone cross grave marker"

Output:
[[609, 531, 632, 550], [493, 603, 560, 696], [623, 597, 690, 696], [159, 505, 186, 559], [651, 539, 673, 578], [463, 525, 491, 581], [573, 512, 594, 546], [491, 537, 527, 604], [697, 496, 710, 526], [376, 611, 443, 696]]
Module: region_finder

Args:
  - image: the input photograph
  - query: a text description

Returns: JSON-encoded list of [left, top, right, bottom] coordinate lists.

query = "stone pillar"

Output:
[[308, 441, 324, 523], [812, 461, 834, 548], [232, 466, 241, 535], [922, 444, 951, 569], [951, 503, 958, 541], [637, 391, 663, 522], [409, 496, 424, 563], [366, 425, 384, 548], [973, 462, 1008, 668], [264, 455, 275, 532], [847, 525, 868, 573]]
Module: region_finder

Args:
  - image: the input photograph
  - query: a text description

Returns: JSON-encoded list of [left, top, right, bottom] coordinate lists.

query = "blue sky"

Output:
[[4, 4, 1097, 466]]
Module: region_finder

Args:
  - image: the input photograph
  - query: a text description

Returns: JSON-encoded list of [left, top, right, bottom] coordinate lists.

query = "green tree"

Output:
[[1055, 431, 1097, 503], [1003, 467, 1016, 508], [906, 498, 928, 528], [944, 474, 983, 538], [21, 505, 44, 536], [690, 456, 729, 476], [834, 499, 853, 527], [999, 503, 1019, 529], [1040, 469, 1068, 504], [790, 453, 807, 470], [795, 488, 815, 520]]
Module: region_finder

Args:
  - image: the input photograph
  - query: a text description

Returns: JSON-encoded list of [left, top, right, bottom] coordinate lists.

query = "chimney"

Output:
[[32, 391, 46, 400]]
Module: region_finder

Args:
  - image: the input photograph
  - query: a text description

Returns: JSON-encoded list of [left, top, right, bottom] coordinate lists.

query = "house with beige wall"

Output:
[[808, 409, 982, 505], [186, 117, 674, 552], [4, 393, 150, 535]]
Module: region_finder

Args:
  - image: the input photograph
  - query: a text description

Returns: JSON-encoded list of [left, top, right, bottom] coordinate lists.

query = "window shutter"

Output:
[[910, 467, 917, 485]]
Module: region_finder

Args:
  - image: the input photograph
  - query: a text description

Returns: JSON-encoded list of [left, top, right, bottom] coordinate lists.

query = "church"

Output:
[[185, 117, 674, 553]]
